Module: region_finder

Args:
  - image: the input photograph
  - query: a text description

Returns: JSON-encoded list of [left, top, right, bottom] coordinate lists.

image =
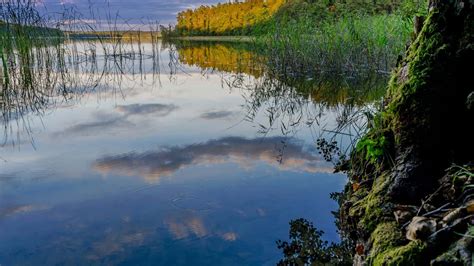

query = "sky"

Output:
[[35, 0, 225, 29]]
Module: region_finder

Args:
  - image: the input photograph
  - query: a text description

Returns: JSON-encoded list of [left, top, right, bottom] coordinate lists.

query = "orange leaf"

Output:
[[355, 244, 364, 255], [352, 183, 361, 191]]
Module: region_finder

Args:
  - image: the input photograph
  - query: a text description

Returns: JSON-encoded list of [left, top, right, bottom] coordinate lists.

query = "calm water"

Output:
[[0, 41, 351, 265]]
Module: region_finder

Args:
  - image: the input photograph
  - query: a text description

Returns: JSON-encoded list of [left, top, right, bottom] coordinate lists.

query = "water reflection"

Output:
[[94, 136, 332, 183], [172, 40, 263, 77], [173, 41, 385, 153], [0, 39, 386, 265]]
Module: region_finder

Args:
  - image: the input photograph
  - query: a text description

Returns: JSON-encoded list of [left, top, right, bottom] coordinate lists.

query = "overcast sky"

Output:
[[36, 0, 225, 29]]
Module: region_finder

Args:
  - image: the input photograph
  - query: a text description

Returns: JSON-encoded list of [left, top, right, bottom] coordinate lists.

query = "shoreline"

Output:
[[169, 36, 255, 43]]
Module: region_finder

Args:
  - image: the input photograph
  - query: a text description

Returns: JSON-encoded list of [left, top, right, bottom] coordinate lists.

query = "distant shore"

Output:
[[170, 36, 255, 42]]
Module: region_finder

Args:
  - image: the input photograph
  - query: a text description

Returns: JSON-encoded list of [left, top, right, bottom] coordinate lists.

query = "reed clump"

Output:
[[259, 14, 414, 77]]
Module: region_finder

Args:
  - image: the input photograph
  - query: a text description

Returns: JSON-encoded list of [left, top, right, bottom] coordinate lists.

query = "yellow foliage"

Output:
[[176, 0, 285, 35]]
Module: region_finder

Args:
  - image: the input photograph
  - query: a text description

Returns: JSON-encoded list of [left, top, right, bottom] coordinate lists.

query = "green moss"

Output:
[[347, 173, 393, 232], [361, 175, 393, 230], [367, 222, 427, 265], [432, 248, 463, 265], [383, 7, 451, 146], [369, 222, 404, 257], [341, 1, 472, 264], [373, 239, 427, 266]]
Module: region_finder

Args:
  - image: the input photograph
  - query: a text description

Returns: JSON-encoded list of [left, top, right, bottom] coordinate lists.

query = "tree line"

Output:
[[170, 0, 426, 37], [174, 0, 285, 36]]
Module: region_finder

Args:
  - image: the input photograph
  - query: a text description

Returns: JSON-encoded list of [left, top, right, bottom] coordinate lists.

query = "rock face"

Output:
[[339, 0, 474, 264]]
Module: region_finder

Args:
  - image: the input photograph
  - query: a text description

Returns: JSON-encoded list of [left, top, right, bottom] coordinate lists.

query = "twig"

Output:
[[422, 202, 452, 217], [416, 184, 446, 216]]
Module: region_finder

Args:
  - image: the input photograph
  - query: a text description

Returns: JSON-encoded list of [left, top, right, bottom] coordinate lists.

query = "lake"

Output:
[[0, 40, 379, 265]]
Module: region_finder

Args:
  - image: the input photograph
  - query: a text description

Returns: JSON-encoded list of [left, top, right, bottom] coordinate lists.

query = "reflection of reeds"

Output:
[[158, 39, 388, 158], [185, 39, 389, 159], [1, 0, 392, 158], [0, 1, 166, 146]]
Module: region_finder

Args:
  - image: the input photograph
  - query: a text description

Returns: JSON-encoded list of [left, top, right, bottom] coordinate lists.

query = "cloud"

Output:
[[200, 110, 237, 120], [39, 0, 226, 26], [94, 136, 332, 182], [116, 103, 178, 117]]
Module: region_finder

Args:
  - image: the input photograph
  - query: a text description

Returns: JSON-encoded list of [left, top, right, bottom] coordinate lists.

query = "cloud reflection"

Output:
[[87, 231, 148, 260], [54, 103, 177, 137], [94, 136, 331, 182], [200, 110, 237, 120], [116, 103, 178, 117], [222, 232, 238, 241], [57, 116, 133, 136], [165, 216, 208, 240], [0, 204, 50, 218]]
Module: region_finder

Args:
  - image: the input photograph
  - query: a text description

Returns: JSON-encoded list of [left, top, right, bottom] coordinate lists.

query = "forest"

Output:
[[175, 0, 285, 36], [172, 0, 426, 36]]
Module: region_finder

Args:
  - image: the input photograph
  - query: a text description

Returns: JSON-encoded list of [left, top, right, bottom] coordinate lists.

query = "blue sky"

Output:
[[36, 0, 224, 29]]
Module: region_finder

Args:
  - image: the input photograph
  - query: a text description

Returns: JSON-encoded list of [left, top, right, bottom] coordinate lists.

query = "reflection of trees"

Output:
[[173, 41, 264, 77]]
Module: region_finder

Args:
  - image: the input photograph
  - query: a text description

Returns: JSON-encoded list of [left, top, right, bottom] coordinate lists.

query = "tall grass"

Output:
[[258, 14, 412, 77]]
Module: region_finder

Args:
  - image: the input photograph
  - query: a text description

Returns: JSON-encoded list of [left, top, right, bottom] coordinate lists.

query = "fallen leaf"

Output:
[[355, 244, 364, 255], [465, 200, 474, 214], [352, 183, 360, 191]]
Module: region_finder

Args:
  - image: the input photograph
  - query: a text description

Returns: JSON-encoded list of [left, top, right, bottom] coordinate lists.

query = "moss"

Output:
[[432, 248, 463, 265], [366, 222, 428, 265], [382, 2, 469, 148], [369, 222, 405, 256], [347, 172, 393, 232], [339, 0, 473, 264], [373, 240, 427, 266], [361, 179, 391, 230]]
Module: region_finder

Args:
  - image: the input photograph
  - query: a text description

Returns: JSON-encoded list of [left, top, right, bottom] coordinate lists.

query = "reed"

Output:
[[258, 14, 413, 76], [0, 0, 166, 146]]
